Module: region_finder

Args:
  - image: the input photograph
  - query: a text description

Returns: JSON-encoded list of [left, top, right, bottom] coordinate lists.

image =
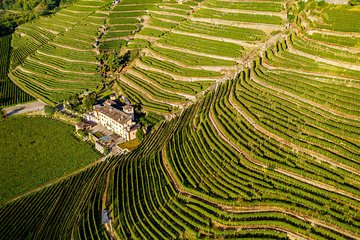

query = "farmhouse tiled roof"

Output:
[[97, 105, 131, 125]]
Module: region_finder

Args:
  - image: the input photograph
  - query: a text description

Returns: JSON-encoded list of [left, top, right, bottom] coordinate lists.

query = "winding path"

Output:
[[228, 84, 360, 177], [287, 44, 360, 71], [251, 70, 360, 122], [135, 60, 224, 82], [127, 67, 196, 101], [161, 146, 360, 239], [119, 74, 184, 108], [208, 102, 360, 203]]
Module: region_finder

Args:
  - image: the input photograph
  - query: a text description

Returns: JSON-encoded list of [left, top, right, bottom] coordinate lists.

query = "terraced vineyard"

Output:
[[0, 35, 34, 106], [1, 0, 360, 239], [94, 0, 289, 113], [7, 0, 112, 104], [3, 0, 288, 109]]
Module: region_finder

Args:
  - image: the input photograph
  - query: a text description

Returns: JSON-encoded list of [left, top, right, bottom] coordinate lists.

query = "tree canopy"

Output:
[[0, 0, 78, 36]]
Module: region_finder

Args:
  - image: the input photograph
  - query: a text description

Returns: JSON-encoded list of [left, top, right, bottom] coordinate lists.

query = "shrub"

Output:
[[44, 105, 55, 115], [349, 0, 360, 6], [136, 127, 144, 141], [0, 108, 5, 119]]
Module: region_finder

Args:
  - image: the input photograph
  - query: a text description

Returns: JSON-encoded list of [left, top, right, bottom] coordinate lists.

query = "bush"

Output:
[[0, 108, 5, 119], [44, 105, 55, 115], [136, 127, 144, 141], [349, 0, 360, 5], [77, 130, 88, 138]]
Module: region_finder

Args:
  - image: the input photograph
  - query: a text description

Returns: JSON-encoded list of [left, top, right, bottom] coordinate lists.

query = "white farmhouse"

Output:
[[95, 105, 137, 141]]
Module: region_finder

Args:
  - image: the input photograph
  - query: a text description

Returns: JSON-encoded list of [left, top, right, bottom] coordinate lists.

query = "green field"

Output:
[[0, 117, 99, 202]]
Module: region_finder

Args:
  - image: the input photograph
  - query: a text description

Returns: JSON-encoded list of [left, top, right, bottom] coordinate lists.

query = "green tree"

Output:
[[136, 127, 144, 141], [65, 93, 80, 110], [103, 147, 110, 155], [82, 93, 97, 111], [77, 130, 88, 138], [44, 105, 55, 115], [0, 108, 5, 119], [349, 0, 360, 6], [0, 0, 79, 37]]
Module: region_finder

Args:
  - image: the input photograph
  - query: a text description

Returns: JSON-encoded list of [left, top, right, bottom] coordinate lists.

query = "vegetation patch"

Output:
[[0, 35, 34, 106], [0, 116, 99, 202], [118, 139, 141, 151]]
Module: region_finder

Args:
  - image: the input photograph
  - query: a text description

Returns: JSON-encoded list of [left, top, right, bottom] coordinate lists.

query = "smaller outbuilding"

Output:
[[75, 122, 95, 131], [101, 210, 111, 225]]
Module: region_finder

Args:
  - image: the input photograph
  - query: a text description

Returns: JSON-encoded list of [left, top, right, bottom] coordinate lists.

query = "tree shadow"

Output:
[[6, 107, 25, 116]]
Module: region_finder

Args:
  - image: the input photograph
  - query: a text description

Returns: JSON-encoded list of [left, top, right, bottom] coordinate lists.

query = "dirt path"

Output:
[[37, 50, 98, 64], [126, 67, 196, 101], [308, 29, 360, 38], [212, 221, 311, 240], [216, 0, 286, 3], [324, 0, 348, 4], [302, 34, 360, 54], [37, 26, 60, 35], [161, 147, 360, 239], [3, 100, 46, 116], [202, 6, 287, 19], [228, 88, 360, 177], [132, 34, 159, 43], [189, 17, 284, 34], [27, 57, 96, 75], [101, 172, 118, 240], [147, 10, 186, 18], [153, 42, 238, 62], [208, 104, 360, 203], [262, 60, 360, 82], [251, 65, 360, 130], [144, 48, 235, 72], [170, 29, 256, 48], [251, 72, 360, 122], [119, 74, 184, 107], [50, 42, 94, 52], [104, 223, 117, 240], [134, 60, 223, 82], [287, 44, 360, 71], [151, 16, 179, 24], [13, 66, 65, 91]]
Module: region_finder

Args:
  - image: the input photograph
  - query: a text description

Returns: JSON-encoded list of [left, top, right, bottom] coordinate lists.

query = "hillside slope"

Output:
[[0, 0, 360, 239]]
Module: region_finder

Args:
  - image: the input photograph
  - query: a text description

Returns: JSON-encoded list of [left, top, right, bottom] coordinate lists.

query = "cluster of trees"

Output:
[[0, 107, 5, 119], [44, 105, 56, 115], [0, 0, 77, 36], [98, 50, 139, 74], [64, 92, 97, 112], [136, 112, 164, 141], [349, 0, 359, 6]]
